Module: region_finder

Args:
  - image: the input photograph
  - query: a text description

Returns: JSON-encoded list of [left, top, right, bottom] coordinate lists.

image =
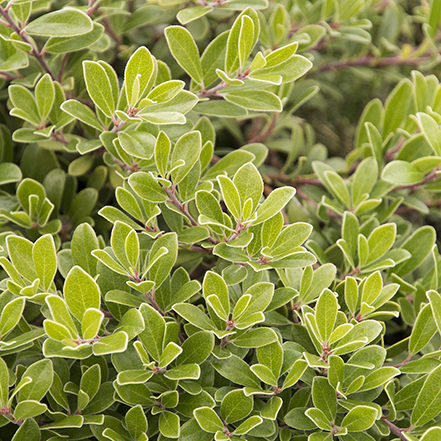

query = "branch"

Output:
[[164, 187, 219, 245], [145, 291, 165, 316], [57, 53, 70, 82], [0, 6, 55, 80], [295, 187, 319, 208], [198, 81, 228, 97], [102, 16, 122, 47], [51, 131, 69, 145], [248, 114, 278, 144], [381, 418, 411, 441], [0, 70, 22, 81]]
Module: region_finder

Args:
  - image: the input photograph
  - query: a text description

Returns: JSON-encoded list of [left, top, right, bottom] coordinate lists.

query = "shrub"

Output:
[[0, 0, 441, 440]]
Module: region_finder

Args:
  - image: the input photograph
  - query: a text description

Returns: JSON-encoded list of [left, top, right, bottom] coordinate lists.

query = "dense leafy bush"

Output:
[[1, 0, 441, 440]]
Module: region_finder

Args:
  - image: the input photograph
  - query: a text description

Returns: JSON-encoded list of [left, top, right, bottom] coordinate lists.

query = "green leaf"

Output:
[[253, 187, 296, 225], [165, 26, 203, 84], [238, 15, 256, 68], [115, 308, 144, 340], [308, 433, 333, 441], [259, 396, 282, 420], [11, 418, 40, 441], [358, 367, 400, 391], [366, 224, 396, 264], [25, 8, 93, 37], [64, 265, 100, 322], [93, 331, 128, 355], [394, 226, 436, 276], [382, 160, 424, 185], [212, 354, 260, 388], [341, 406, 377, 431], [129, 172, 167, 203], [159, 342, 182, 368], [79, 364, 101, 409], [285, 407, 317, 430], [332, 320, 382, 355], [19, 359, 53, 402], [224, 90, 282, 112], [427, 290, 441, 336], [203, 271, 229, 320], [159, 411, 180, 438], [32, 234, 56, 291], [382, 78, 413, 138], [118, 131, 155, 161], [44, 22, 104, 53], [81, 308, 103, 341], [61, 99, 103, 131], [251, 363, 278, 386], [305, 407, 332, 430], [194, 407, 223, 433], [324, 170, 350, 207], [171, 131, 201, 184], [225, 9, 259, 74], [0, 163, 22, 185], [0, 297, 25, 338], [234, 415, 263, 434], [176, 331, 214, 365], [196, 190, 224, 225], [138, 303, 165, 361], [409, 303, 437, 355], [315, 289, 338, 344], [257, 340, 283, 378], [14, 400, 47, 420], [9, 85, 40, 126], [352, 157, 378, 207], [420, 427, 441, 441], [125, 229, 139, 269], [6, 235, 37, 281], [177, 6, 211, 25], [312, 377, 337, 421], [45, 295, 78, 338], [416, 112, 441, 156], [0, 358, 8, 407], [148, 80, 185, 103], [43, 320, 72, 342], [164, 363, 200, 380], [147, 232, 178, 288], [179, 419, 214, 441], [124, 46, 155, 108], [72, 223, 99, 277], [233, 162, 263, 215], [282, 359, 308, 390], [233, 328, 278, 348], [361, 271, 382, 305], [412, 364, 441, 426], [221, 389, 253, 423], [92, 250, 128, 276], [218, 176, 241, 219], [35, 74, 55, 122], [204, 150, 255, 180], [155, 131, 171, 177], [83, 61, 116, 117], [117, 370, 153, 385], [173, 303, 216, 331], [250, 53, 312, 83], [125, 405, 148, 439]]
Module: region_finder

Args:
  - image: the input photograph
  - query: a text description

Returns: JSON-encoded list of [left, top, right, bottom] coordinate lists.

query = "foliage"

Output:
[[0, 0, 441, 440]]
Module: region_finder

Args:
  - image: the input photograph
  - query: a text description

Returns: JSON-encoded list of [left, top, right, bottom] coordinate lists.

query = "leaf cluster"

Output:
[[0, 1, 441, 441]]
